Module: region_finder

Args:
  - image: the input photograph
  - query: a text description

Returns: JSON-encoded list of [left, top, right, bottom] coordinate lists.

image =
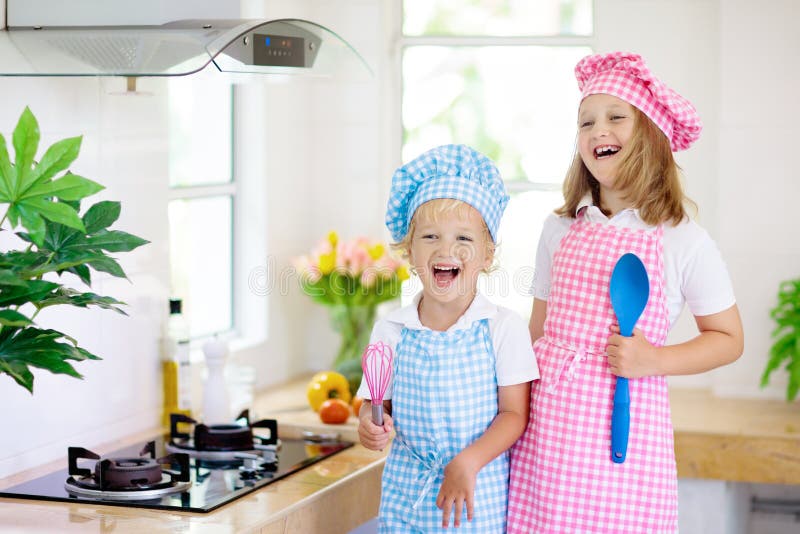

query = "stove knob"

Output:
[[234, 453, 264, 478], [239, 468, 259, 480], [263, 460, 278, 473]]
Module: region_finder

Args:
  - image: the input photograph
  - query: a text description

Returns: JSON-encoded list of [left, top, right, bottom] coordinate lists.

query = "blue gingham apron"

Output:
[[378, 319, 508, 533]]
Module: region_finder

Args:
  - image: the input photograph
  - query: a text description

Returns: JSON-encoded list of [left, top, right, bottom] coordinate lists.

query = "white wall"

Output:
[[712, 0, 800, 399]]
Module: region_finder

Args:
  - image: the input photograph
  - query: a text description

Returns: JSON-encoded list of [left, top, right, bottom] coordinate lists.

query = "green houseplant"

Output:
[[760, 278, 800, 401], [0, 107, 148, 393]]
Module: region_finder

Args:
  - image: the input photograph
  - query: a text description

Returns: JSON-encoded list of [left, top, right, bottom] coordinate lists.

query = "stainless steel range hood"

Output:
[[0, 0, 371, 78]]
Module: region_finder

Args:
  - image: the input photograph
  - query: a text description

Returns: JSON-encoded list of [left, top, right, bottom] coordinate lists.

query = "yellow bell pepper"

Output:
[[306, 371, 352, 412]]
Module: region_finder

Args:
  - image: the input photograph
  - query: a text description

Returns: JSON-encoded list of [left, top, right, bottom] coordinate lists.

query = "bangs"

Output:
[[414, 198, 476, 224]]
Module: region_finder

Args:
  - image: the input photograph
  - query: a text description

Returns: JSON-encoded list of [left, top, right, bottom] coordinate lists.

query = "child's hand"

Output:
[[357, 405, 393, 451], [436, 454, 478, 528], [607, 324, 660, 378]]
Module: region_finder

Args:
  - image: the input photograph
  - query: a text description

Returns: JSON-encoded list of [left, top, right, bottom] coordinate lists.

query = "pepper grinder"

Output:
[[202, 337, 231, 424]]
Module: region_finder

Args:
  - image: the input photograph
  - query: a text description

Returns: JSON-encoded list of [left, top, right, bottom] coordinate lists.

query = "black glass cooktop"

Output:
[[0, 435, 353, 513]]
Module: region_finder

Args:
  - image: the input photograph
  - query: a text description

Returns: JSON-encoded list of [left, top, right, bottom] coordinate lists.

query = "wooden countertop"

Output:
[[1, 380, 798, 533], [670, 388, 800, 484]]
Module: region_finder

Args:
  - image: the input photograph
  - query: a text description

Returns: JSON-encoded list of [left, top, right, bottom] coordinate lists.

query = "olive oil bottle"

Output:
[[162, 298, 192, 427]]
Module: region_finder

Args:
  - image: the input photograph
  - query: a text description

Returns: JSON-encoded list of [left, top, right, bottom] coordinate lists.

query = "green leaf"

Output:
[[0, 134, 15, 201], [22, 253, 108, 278], [0, 310, 32, 326], [68, 264, 92, 286], [83, 201, 120, 234], [0, 359, 34, 393], [40, 217, 81, 252], [24, 173, 104, 201], [85, 230, 149, 253], [0, 326, 105, 392], [5, 204, 19, 227], [16, 203, 46, 247], [23, 198, 85, 232], [11, 107, 39, 193], [37, 288, 127, 315], [0, 269, 27, 287], [0, 250, 47, 272], [0, 326, 99, 359], [0, 279, 59, 306], [763, 277, 800, 401], [23, 215, 141, 282], [88, 256, 127, 278], [15, 351, 82, 377], [23, 136, 82, 191], [789, 338, 800, 401]]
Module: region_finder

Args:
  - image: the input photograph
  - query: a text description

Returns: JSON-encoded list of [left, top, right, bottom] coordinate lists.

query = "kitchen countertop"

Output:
[[670, 388, 800, 484], [1, 380, 798, 533]]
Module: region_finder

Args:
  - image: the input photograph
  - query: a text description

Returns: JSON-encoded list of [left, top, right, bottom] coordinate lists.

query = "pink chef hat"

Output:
[[575, 51, 702, 151]]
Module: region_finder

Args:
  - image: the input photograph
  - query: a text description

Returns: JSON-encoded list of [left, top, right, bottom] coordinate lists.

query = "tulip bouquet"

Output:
[[296, 231, 409, 309], [295, 232, 409, 393]]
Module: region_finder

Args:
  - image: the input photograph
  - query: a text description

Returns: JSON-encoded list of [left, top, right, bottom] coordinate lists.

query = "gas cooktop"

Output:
[[0, 411, 353, 513]]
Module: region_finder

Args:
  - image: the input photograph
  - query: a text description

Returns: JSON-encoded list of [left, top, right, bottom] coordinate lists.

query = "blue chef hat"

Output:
[[385, 144, 509, 243]]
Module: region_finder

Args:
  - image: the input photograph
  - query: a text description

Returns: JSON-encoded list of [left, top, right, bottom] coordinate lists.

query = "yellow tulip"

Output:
[[319, 251, 336, 274], [367, 243, 385, 260], [327, 231, 338, 247], [397, 265, 410, 281]]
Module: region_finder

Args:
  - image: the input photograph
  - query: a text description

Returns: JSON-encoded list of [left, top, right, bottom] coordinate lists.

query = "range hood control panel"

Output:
[[253, 34, 305, 68], [223, 22, 321, 69]]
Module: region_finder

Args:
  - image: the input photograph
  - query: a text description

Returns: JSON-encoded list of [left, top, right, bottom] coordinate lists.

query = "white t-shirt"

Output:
[[356, 292, 539, 400], [532, 199, 736, 328]]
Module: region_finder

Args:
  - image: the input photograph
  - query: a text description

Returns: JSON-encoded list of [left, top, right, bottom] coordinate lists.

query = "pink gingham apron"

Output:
[[507, 212, 677, 533]]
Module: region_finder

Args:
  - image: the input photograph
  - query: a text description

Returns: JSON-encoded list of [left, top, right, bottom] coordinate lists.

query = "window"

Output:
[[400, 0, 594, 317], [167, 73, 234, 339]]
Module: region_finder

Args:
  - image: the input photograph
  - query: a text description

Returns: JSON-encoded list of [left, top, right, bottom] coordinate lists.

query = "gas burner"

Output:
[[165, 410, 280, 462], [64, 441, 191, 501], [1, 433, 353, 512]]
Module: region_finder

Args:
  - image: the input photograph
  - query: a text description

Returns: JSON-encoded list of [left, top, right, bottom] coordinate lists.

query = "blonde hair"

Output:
[[556, 107, 696, 226], [392, 198, 497, 272]]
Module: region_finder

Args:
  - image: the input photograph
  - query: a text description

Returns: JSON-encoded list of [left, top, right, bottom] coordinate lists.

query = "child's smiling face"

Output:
[[408, 201, 492, 306], [577, 93, 636, 189]]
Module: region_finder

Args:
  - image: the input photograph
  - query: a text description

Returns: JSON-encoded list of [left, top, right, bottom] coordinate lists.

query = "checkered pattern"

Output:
[[385, 144, 509, 242], [379, 320, 508, 533], [507, 214, 678, 533], [575, 51, 702, 151]]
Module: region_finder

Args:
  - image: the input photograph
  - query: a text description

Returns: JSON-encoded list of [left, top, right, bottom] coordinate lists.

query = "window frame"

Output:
[[393, 2, 596, 315], [167, 85, 236, 342], [394, 1, 597, 194]]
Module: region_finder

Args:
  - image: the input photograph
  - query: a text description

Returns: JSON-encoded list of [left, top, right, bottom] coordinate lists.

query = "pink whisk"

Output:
[[361, 341, 393, 425]]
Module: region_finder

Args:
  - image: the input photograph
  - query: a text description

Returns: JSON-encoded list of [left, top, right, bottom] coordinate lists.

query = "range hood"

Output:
[[0, 0, 371, 78]]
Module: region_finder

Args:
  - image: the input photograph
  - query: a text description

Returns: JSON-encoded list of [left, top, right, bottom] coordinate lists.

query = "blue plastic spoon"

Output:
[[608, 253, 650, 464]]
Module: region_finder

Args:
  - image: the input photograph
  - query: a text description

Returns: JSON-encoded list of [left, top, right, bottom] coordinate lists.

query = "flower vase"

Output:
[[329, 304, 376, 395]]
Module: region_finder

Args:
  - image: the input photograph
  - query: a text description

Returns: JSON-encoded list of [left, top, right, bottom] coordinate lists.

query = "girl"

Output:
[[506, 52, 744, 533], [357, 144, 539, 533]]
